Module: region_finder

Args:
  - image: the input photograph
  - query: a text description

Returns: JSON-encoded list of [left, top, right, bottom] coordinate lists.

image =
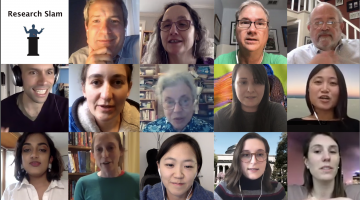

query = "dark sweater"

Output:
[[287, 117, 359, 132], [214, 101, 287, 132], [214, 176, 286, 200], [1, 92, 68, 132], [141, 181, 213, 200]]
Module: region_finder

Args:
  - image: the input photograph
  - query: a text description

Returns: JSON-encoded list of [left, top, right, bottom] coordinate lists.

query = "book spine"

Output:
[[75, 132, 78, 146], [86, 152, 90, 172]]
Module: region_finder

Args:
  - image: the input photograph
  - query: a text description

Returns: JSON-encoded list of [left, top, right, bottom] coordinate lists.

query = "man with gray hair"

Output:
[[287, 2, 359, 64], [69, 0, 139, 64]]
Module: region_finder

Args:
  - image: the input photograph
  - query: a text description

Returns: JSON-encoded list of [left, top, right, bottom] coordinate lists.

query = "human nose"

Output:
[[31, 150, 39, 158], [250, 154, 257, 164], [100, 20, 111, 33], [322, 151, 331, 162], [100, 82, 112, 100], [248, 22, 257, 32], [320, 22, 330, 30], [102, 149, 109, 158], [173, 102, 183, 112], [173, 165, 184, 179], [169, 23, 179, 35], [247, 83, 255, 92], [321, 83, 329, 92], [37, 72, 48, 85]]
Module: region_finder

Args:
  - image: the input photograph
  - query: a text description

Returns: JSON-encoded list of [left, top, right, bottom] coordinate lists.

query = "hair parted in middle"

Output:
[[224, 132, 274, 194]]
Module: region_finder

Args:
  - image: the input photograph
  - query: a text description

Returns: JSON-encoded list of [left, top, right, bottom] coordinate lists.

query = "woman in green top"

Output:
[[74, 133, 140, 200], [215, 0, 287, 64]]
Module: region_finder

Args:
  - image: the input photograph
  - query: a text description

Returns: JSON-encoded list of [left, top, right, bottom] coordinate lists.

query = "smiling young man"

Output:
[[69, 0, 139, 64], [1, 65, 68, 132], [287, 2, 360, 64]]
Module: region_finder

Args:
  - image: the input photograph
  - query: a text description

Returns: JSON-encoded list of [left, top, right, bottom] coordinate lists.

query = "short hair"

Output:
[[155, 72, 197, 103], [91, 133, 125, 167], [80, 64, 133, 85], [83, 0, 128, 27], [156, 133, 202, 174], [307, 2, 343, 25], [303, 132, 346, 197], [13, 132, 64, 182], [141, 1, 212, 64], [224, 132, 273, 193], [235, 0, 270, 22], [305, 64, 348, 120]]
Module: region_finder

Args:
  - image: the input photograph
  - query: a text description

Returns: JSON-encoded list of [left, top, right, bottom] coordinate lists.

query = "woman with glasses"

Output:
[[214, 132, 286, 200], [215, 0, 287, 64], [142, 72, 213, 132], [141, 2, 213, 64]]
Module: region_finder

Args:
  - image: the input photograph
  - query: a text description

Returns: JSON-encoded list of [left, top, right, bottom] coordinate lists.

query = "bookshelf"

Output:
[[140, 65, 159, 130], [189, 65, 214, 125], [68, 132, 97, 200], [140, 31, 153, 61]]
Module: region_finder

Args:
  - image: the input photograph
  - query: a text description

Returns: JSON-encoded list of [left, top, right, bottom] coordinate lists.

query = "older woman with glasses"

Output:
[[215, 0, 287, 64], [142, 72, 213, 132], [141, 1, 213, 64]]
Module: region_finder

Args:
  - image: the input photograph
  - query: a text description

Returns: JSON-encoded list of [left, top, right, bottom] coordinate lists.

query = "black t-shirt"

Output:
[[287, 117, 360, 132], [1, 92, 68, 132]]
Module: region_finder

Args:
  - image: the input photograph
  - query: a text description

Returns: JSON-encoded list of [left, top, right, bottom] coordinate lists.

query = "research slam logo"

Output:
[[8, 10, 63, 17]]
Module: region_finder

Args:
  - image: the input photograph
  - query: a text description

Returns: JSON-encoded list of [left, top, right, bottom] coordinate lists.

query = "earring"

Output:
[[21, 164, 25, 172], [48, 163, 52, 172], [193, 41, 197, 57]]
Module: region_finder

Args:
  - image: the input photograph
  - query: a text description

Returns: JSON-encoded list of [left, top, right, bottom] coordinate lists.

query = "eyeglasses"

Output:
[[311, 21, 340, 28], [240, 151, 267, 163], [163, 97, 194, 110], [236, 20, 269, 29], [159, 20, 193, 31]]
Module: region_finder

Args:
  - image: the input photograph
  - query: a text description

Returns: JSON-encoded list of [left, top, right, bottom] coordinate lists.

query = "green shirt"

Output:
[[74, 172, 140, 200], [214, 50, 287, 64]]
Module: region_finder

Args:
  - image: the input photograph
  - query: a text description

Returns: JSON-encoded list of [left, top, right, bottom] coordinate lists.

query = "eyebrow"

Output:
[[239, 17, 266, 21], [313, 17, 336, 21], [313, 76, 337, 79], [95, 142, 116, 148], [88, 74, 126, 79], [90, 15, 121, 19], [27, 68, 54, 72], [164, 157, 195, 163], [310, 144, 338, 149], [23, 142, 49, 147], [163, 16, 188, 21], [164, 95, 190, 99], [242, 149, 265, 152]]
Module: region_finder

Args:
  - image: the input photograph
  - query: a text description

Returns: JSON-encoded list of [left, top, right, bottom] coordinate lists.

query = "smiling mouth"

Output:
[[98, 39, 115, 43], [102, 162, 111, 165], [168, 39, 182, 43]]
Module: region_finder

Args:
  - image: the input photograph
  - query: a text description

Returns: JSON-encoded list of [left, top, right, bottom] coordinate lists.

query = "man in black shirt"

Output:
[[1, 64, 68, 132]]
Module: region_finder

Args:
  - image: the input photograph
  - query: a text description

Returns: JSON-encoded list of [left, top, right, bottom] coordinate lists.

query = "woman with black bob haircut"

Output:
[[288, 64, 359, 131], [141, 1, 213, 64], [141, 133, 213, 200], [288, 132, 359, 199], [214, 64, 287, 131], [214, 132, 286, 200], [1, 132, 67, 200]]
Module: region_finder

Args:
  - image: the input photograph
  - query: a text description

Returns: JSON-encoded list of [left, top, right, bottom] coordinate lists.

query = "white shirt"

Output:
[[287, 39, 360, 64], [1, 179, 68, 200]]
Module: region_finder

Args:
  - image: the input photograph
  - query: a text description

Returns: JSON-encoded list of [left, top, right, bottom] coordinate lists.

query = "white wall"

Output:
[[140, 132, 214, 192], [218, 7, 288, 57], [69, 65, 140, 107], [1, 65, 23, 100]]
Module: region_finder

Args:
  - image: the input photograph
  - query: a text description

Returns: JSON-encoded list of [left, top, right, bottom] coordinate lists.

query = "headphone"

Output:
[[158, 168, 197, 200], [11, 64, 60, 86]]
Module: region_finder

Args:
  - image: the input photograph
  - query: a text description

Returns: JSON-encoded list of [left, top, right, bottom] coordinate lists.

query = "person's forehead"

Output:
[[87, 64, 127, 76], [162, 82, 192, 97], [89, 0, 123, 16], [163, 5, 191, 20], [236, 67, 254, 79], [312, 67, 337, 78], [243, 138, 266, 151], [311, 5, 338, 20], [239, 5, 267, 19], [24, 133, 48, 144], [310, 134, 338, 147], [20, 64, 54, 70]]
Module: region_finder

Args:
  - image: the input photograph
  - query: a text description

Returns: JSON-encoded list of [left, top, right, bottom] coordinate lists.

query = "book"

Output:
[[85, 151, 90, 172], [89, 132, 93, 147], [78, 151, 86, 173], [68, 151, 75, 173], [74, 153, 79, 173], [90, 152, 95, 172]]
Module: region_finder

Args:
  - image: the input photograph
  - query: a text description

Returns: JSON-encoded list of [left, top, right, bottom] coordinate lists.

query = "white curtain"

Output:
[[124, 0, 140, 36], [5, 150, 17, 190]]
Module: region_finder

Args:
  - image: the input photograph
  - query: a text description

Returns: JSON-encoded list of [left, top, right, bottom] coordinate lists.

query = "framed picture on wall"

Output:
[[230, 22, 237, 45], [304, 36, 312, 45], [336, 0, 343, 6], [214, 14, 222, 42], [265, 29, 279, 53], [281, 26, 287, 47], [354, 1, 359, 10], [347, 1, 354, 12]]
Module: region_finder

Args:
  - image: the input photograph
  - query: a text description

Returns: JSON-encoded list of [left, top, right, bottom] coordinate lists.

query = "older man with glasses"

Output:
[[142, 72, 213, 132], [288, 2, 360, 64], [215, 0, 287, 64]]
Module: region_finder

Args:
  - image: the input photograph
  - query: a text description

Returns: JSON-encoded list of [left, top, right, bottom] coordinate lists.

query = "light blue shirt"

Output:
[[69, 35, 139, 64], [287, 39, 360, 64]]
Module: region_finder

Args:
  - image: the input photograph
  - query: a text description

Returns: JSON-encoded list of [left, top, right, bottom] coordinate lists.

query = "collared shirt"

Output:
[[142, 116, 214, 132], [69, 35, 139, 64], [1, 179, 67, 200], [287, 39, 360, 64]]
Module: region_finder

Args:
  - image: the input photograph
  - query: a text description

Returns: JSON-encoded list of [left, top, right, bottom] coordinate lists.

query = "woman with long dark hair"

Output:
[[214, 64, 286, 131], [288, 132, 359, 199], [214, 132, 286, 200], [288, 64, 359, 131], [1, 132, 67, 200]]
